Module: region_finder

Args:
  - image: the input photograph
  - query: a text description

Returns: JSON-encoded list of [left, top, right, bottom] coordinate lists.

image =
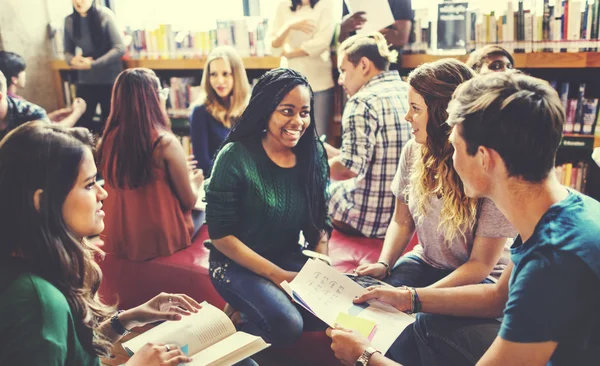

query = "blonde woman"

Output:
[[268, 0, 337, 136], [190, 46, 250, 177], [356, 59, 516, 288]]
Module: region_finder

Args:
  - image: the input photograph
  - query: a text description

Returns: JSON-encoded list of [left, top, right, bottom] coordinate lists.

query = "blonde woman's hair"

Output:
[[339, 32, 398, 71], [406, 59, 478, 244], [195, 46, 250, 128]]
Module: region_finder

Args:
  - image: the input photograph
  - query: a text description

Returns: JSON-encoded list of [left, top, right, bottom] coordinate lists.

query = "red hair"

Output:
[[97, 68, 170, 188]]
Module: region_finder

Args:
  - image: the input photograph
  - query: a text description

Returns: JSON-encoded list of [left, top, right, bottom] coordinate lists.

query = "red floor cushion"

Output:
[[98, 227, 418, 365]]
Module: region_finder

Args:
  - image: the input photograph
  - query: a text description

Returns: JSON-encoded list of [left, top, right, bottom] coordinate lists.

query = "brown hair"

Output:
[[195, 46, 250, 128], [466, 45, 514, 73], [447, 71, 564, 182], [339, 32, 398, 71], [0, 122, 114, 356], [407, 58, 478, 243]]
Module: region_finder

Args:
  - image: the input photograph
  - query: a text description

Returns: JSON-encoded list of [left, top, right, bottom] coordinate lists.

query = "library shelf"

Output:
[[400, 52, 600, 69], [50, 57, 280, 71], [595, 136, 600, 149]]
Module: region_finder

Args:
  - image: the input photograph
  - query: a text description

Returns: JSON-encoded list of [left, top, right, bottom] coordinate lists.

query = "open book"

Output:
[[122, 302, 269, 366], [282, 259, 415, 354]]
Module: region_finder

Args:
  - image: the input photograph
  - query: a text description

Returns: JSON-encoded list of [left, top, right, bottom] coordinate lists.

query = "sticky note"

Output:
[[335, 312, 377, 340]]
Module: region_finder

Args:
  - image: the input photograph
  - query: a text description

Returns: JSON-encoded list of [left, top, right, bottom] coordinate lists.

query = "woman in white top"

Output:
[[268, 0, 337, 136]]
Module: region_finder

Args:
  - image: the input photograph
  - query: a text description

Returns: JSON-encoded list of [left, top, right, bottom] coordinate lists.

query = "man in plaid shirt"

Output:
[[326, 33, 410, 238]]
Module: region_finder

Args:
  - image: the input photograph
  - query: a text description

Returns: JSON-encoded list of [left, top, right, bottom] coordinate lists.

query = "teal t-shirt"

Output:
[[0, 259, 100, 365], [500, 190, 600, 364]]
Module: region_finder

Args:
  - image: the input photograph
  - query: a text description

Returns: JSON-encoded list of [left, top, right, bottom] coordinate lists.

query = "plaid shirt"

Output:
[[329, 71, 411, 238], [0, 96, 49, 141]]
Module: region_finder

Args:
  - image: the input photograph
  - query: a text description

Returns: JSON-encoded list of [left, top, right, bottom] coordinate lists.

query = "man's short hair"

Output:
[[0, 70, 7, 93], [339, 32, 397, 71], [465, 45, 514, 73], [0, 51, 26, 84], [447, 71, 564, 183]]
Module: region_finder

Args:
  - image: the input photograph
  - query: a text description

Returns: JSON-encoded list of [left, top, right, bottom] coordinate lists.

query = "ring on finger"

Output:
[[165, 345, 171, 352], [168, 296, 173, 304]]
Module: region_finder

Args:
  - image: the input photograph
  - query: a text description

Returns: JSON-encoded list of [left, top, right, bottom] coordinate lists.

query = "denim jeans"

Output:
[[387, 313, 501, 366], [208, 249, 327, 346], [386, 255, 495, 288]]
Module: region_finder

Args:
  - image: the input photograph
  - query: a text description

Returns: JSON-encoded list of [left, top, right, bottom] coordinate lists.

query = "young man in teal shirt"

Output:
[[327, 72, 600, 365]]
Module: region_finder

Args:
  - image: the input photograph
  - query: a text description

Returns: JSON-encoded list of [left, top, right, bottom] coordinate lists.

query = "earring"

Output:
[[262, 129, 267, 133]]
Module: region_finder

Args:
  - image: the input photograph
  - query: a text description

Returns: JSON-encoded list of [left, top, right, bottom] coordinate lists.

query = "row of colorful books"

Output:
[[405, 0, 600, 54], [550, 80, 600, 135], [555, 161, 589, 193], [124, 18, 269, 60]]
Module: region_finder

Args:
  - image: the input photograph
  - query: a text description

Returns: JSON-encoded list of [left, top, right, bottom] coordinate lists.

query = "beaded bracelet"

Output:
[[377, 261, 392, 279]]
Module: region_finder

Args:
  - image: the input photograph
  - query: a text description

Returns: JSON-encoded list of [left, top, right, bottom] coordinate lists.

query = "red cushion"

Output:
[[99, 227, 418, 365]]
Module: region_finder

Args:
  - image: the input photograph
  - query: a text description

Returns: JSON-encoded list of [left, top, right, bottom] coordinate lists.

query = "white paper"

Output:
[[288, 259, 414, 354], [344, 0, 395, 35], [188, 332, 268, 366]]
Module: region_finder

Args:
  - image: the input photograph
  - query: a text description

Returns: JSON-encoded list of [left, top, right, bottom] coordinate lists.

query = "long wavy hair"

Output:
[[97, 68, 171, 188], [218, 68, 329, 247], [72, 2, 107, 58], [406, 59, 478, 244], [194, 46, 250, 128], [0, 121, 114, 356]]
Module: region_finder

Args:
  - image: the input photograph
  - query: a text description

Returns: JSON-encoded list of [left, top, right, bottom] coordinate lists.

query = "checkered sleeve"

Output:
[[339, 98, 377, 176]]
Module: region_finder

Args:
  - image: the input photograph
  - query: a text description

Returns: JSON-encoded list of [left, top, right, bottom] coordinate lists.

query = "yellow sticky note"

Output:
[[335, 312, 377, 340]]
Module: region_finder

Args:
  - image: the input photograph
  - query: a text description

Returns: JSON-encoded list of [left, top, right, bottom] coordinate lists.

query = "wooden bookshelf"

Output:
[[50, 57, 280, 71], [400, 52, 600, 69], [595, 135, 600, 149]]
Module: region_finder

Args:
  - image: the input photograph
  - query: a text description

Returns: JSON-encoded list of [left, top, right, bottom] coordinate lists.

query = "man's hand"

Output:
[[326, 326, 372, 365], [355, 262, 388, 280], [340, 11, 367, 42], [354, 286, 412, 312]]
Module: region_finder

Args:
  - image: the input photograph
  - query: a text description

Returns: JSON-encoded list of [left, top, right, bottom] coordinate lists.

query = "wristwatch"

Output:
[[355, 346, 380, 366]]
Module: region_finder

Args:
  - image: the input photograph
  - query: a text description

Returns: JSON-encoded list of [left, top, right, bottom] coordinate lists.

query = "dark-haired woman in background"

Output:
[[465, 44, 514, 74], [268, 0, 337, 136], [205, 68, 330, 346], [65, 0, 125, 134]]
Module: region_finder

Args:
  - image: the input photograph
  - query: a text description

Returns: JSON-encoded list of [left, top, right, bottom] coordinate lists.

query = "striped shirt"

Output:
[[329, 71, 411, 238]]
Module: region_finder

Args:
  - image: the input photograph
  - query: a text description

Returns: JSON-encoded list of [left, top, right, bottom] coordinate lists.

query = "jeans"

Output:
[[387, 313, 501, 366], [208, 249, 327, 346], [386, 255, 495, 288], [313, 88, 334, 137], [76, 83, 113, 135]]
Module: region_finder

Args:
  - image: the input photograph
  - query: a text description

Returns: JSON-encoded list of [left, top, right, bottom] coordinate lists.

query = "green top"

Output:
[[0, 259, 100, 366], [205, 138, 329, 258]]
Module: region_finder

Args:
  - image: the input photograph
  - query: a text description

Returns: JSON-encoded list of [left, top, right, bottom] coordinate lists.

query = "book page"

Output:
[[344, 0, 395, 35], [288, 260, 414, 354], [187, 332, 269, 366], [122, 302, 236, 357]]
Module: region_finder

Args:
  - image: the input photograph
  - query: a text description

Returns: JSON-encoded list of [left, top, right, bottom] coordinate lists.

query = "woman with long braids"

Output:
[[355, 59, 516, 288], [0, 122, 201, 365], [64, 0, 125, 134], [205, 68, 331, 346]]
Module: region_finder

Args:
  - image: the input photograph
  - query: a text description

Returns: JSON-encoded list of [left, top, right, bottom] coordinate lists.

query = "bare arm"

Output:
[[323, 142, 340, 159], [161, 134, 200, 211], [428, 237, 510, 289], [90, 10, 125, 68], [379, 199, 415, 265], [380, 20, 412, 48], [370, 352, 403, 366], [329, 155, 358, 181], [478, 337, 557, 366]]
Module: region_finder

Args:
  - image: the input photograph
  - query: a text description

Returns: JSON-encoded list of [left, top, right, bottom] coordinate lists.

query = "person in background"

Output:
[[0, 50, 87, 126], [326, 32, 410, 238], [338, 0, 413, 69], [0, 70, 50, 141], [268, 0, 337, 136], [190, 46, 250, 178], [355, 59, 515, 289], [327, 72, 600, 366], [205, 68, 330, 347], [466, 44, 514, 74], [97, 68, 204, 261], [64, 0, 125, 134], [0, 121, 200, 365]]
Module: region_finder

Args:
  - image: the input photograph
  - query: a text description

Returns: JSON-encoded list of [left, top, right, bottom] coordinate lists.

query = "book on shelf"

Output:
[[550, 80, 598, 135], [555, 161, 588, 193], [122, 301, 269, 366], [404, 0, 600, 55], [281, 258, 415, 354]]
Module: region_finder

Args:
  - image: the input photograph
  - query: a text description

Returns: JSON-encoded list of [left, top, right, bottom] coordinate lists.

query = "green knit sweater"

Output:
[[205, 138, 329, 257]]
